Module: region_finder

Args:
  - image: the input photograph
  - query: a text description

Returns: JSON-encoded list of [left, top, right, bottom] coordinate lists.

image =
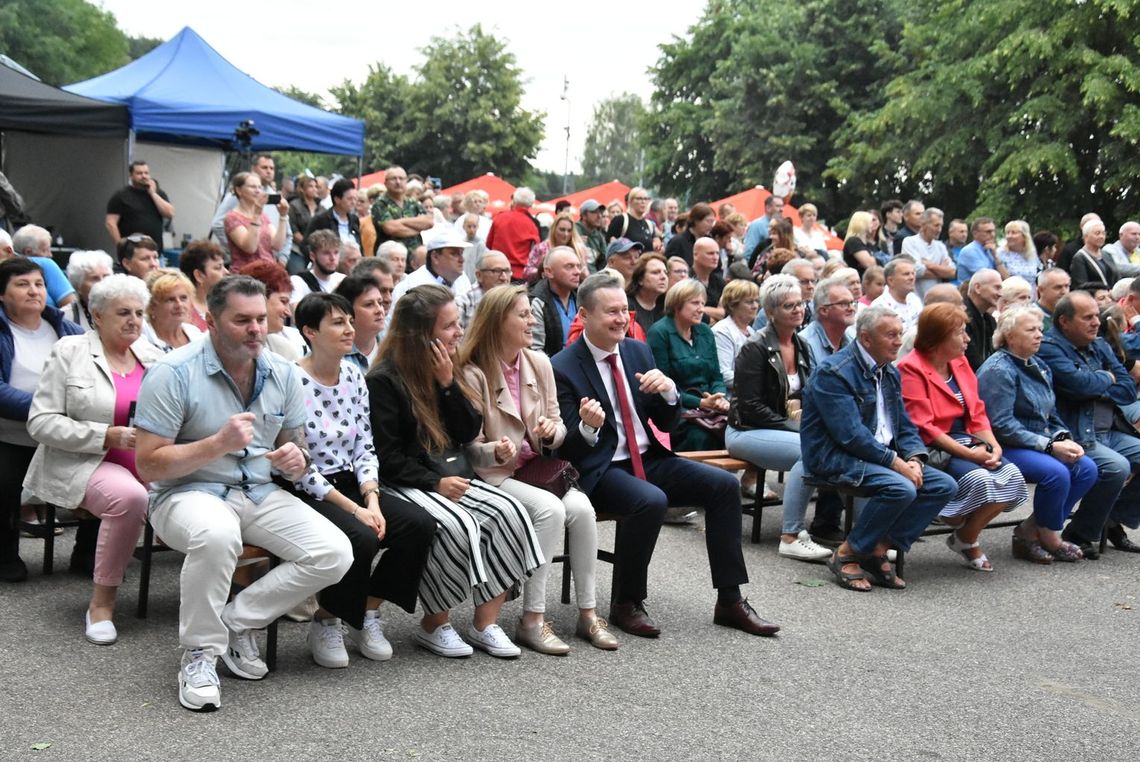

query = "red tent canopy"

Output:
[[441, 173, 517, 213], [547, 180, 632, 214], [354, 170, 386, 189], [710, 186, 843, 251]]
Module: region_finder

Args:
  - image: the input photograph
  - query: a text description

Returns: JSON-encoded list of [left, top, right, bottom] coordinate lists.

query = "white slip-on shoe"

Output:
[[414, 623, 473, 658], [84, 610, 118, 646], [467, 623, 521, 658]]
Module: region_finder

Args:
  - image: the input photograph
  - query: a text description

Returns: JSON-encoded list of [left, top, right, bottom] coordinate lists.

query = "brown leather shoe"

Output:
[[713, 598, 780, 637], [575, 616, 619, 650], [609, 601, 661, 638]]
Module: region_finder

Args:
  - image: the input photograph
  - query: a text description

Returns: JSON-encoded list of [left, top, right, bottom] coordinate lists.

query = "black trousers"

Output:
[[589, 452, 748, 603], [290, 472, 437, 628], [0, 442, 36, 562]]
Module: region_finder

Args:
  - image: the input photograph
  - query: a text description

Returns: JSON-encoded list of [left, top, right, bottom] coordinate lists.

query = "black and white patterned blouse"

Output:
[[293, 360, 379, 500]]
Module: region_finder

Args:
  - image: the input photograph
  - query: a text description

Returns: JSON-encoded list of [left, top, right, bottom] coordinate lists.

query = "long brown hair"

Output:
[[459, 285, 529, 384], [377, 283, 470, 452]]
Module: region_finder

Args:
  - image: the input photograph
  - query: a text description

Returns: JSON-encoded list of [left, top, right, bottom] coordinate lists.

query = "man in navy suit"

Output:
[[551, 272, 779, 638]]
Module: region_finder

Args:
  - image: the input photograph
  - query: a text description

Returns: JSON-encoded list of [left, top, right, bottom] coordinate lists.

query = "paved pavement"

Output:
[[2, 500, 1138, 760]]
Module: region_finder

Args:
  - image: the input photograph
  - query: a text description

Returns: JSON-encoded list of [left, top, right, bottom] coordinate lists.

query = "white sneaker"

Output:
[[414, 623, 473, 658], [466, 623, 521, 658], [179, 649, 221, 712], [221, 626, 268, 680], [345, 611, 393, 661], [308, 618, 350, 668], [778, 530, 832, 561]]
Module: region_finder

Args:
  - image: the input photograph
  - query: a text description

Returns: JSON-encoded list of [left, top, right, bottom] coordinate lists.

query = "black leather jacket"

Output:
[[728, 323, 812, 432]]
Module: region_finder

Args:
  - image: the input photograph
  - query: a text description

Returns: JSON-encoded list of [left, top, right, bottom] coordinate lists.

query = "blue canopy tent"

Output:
[[64, 27, 364, 241], [65, 26, 364, 156]]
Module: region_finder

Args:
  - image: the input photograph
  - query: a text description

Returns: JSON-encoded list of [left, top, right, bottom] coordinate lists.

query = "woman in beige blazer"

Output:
[[24, 275, 164, 645], [460, 285, 617, 654]]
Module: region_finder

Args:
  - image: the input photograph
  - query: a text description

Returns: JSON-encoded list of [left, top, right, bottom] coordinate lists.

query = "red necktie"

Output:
[[605, 353, 646, 479]]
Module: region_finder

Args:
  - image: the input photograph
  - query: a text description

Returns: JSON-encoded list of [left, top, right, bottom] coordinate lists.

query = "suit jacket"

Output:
[[304, 207, 362, 248], [551, 337, 680, 495], [463, 350, 568, 486], [24, 332, 163, 508], [897, 350, 991, 445]]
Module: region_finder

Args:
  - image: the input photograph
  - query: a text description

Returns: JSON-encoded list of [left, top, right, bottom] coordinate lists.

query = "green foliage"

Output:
[[127, 35, 163, 60], [0, 0, 130, 86], [826, 0, 1140, 233], [581, 93, 648, 186], [330, 64, 416, 172]]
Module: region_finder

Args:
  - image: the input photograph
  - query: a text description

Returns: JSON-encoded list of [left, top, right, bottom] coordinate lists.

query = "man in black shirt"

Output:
[[105, 160, 174, 247]]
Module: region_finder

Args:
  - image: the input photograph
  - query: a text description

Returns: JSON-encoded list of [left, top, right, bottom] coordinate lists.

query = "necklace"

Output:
[[107, 352, 137, 378]]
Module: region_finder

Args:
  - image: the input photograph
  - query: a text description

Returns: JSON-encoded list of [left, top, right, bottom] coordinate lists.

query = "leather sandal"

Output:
[[826, 552, 871, 592], [1046, 540, 1084, 563], [947, 530, 994, 572], [858, 554, 905, 589]]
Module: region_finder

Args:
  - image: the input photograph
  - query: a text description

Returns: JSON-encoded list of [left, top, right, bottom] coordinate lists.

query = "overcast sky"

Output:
[[94, 0, 699, 174]]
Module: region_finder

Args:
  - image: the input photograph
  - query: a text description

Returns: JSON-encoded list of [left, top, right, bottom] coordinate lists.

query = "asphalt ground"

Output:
[[2, 494, 1138, 760]]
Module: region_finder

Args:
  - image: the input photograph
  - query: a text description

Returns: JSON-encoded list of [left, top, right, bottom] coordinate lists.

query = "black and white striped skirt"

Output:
[[940, 456, 1028, 518], [383, 479, 544, 614]]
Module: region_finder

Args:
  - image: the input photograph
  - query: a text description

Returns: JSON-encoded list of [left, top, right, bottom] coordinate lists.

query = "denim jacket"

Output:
[[1036, 326, 1137, 447], [801, 341, 927, 486], [976, 349, 1068, 451]]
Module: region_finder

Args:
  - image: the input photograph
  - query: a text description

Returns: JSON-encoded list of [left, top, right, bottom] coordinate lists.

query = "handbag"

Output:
[[515, 455, 580, 498], [927, 434, 993, 471], [424, 445, 473, 479], [680, 408, 729, 431]]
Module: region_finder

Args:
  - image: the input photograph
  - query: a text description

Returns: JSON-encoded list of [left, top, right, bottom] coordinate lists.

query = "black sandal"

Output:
[[827, 552, 871, 592], [858, 555, 905, 589]]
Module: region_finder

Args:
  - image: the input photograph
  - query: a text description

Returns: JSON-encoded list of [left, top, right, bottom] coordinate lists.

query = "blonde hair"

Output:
[[993, 305, 1042, 349], [458, 285, 531, 388], [719, 278, 760, 312], [846, 211, 873, 241], [145, 269, 194, 323], [664, 278, 707, 314]]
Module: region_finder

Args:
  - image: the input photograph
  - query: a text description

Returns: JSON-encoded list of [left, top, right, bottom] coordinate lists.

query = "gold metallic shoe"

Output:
[[515, 619, 570, 656], [575, 616, 619, 650]]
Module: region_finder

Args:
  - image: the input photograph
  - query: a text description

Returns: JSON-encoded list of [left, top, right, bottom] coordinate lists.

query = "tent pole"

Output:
[[357, 155, 363, 187]]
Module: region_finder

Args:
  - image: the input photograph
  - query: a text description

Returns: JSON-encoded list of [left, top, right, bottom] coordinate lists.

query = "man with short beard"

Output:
[[290, 230, 345, 303]]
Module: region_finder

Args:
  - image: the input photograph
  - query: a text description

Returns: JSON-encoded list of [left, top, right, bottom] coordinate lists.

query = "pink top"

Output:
[[104, 363, 145, 480], [224, 209, 276, 271], [500, 356, 538, 468]]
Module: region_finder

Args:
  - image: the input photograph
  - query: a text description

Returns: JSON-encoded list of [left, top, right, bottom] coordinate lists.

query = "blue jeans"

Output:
[[846, 463, 957, 556], [1072, 431, 1140, 541], [726, 426, 814, 534], [1002, 448, 1098, 531]]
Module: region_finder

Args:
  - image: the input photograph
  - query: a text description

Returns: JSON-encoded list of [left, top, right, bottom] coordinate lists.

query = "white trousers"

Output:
[[497, 479, 598, 612], [150, 488, 352, 657]]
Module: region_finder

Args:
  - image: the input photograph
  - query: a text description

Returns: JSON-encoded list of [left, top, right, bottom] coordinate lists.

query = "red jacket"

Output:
[[898, 350, 991, 445], [486, 207, 540, 279]]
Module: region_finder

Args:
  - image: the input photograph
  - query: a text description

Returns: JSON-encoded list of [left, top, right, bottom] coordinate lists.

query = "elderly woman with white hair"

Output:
[[1069, 218, 1115, 290], [996, 276, 1032, 316], [377, 241, 409, 285], [726, 275, 831, 561], [24, 274, 164, 642], [998, 220, 1040, 293], [64, 250, 115, 331], [976, 306, 1098, 563]]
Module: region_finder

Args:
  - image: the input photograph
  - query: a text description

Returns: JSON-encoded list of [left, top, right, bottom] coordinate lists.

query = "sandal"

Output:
[[858, 554, 905, 589], [946, 530, 994, 572], [826, 552, 871, 592], [1011, 533, 1054, 565], [1046, 540, 1084, 563]]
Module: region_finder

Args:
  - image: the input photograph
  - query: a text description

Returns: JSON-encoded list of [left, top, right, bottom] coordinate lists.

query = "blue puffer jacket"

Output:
[[801, 341, 927, 486], [0, 305, 83, 421], [976, 349, 1069, 451]]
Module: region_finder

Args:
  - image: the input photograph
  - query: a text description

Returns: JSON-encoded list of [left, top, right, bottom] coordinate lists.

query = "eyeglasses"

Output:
[[780, 301, 805, 311], [124, 234, 155, 244], [479, 267, 512, 276], [798, 278, 818, 287], [823, 300, 856, 309]]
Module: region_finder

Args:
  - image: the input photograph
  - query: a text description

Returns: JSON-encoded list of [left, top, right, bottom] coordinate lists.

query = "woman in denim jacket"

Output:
[[976, 307, 1097, 563]]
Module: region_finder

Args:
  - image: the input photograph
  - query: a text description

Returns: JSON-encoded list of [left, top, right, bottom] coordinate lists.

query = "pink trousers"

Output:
[[81, 461, 148, 587]]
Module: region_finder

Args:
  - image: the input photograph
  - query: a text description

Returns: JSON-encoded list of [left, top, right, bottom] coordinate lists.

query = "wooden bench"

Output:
[[677, 450, 782, 543]]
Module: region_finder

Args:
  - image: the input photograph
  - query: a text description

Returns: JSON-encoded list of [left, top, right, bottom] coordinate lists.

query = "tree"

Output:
[[826, 0, 1140, 234], [330, 64, 417, 173], [127, 35, 163, 60], [581, 93, 648, 186], [0, 0, 129, 85], [400, 25, 544, 185]]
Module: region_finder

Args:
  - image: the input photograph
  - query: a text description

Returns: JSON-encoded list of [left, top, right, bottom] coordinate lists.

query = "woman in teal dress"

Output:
[[646, 279, 729, 451]]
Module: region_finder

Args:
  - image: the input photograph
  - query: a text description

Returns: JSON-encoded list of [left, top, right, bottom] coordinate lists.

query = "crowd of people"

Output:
[[1, 154, 1138, 714]]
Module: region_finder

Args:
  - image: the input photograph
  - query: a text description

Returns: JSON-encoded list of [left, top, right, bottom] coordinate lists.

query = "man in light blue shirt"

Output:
[[135, 275, 350, 713], [741, 195, 785, 264], [956, 217, 1009, 282]]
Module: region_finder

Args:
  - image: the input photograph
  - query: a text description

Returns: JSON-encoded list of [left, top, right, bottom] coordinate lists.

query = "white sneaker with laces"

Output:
[[414, 623, 473, 658], [221, 626, 268, 680], [179, 648, 221, 712], [466, 623, 521, 658], [345, 611, 393, 661], [779, 530, 832, 561], [308, 618, 350, 668]]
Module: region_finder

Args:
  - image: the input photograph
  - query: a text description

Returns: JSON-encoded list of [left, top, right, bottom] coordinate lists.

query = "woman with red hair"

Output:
[[238, 260, 305, 360]]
